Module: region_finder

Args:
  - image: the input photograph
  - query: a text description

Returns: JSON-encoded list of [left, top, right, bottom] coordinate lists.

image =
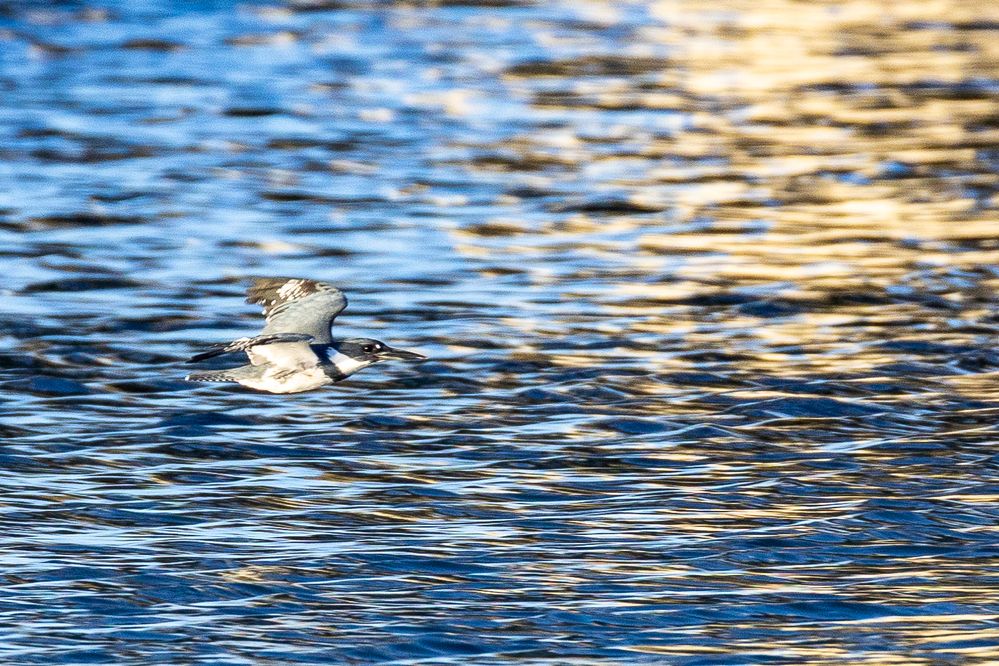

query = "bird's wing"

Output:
[[246, 277, 347, 344], [187, 333, 314, 363]]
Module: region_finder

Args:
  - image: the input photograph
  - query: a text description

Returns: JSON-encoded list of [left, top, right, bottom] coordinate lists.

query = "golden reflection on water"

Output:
[[454, 0, 999, 398]]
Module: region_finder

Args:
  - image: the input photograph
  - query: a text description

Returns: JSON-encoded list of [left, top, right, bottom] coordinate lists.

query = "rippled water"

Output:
[[2, 0, 999, 662]]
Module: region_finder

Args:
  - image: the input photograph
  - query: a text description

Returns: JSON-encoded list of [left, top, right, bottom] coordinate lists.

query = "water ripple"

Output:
[[2, 0, 999, 663]]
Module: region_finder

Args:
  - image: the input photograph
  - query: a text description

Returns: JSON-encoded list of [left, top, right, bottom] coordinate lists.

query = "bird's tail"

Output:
[[185, 371, 241, 383]]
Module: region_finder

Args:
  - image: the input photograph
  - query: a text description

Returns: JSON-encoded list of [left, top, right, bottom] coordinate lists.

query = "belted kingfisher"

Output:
[[185, 277, 425, 393]]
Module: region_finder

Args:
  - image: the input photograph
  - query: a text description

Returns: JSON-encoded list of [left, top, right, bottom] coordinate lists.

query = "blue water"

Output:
[[2, 0, 999, 662]]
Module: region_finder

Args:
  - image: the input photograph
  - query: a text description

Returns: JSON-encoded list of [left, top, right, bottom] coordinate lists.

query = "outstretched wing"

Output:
[[187, 333, 314, 363], [246, 277, 347, 344]]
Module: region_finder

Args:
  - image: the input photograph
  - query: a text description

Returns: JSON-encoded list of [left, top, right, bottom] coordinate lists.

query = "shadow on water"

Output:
[[1, 0, 999, 662]]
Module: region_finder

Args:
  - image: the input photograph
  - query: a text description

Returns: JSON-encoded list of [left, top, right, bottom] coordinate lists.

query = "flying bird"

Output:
[[186, 278, 424, 393]]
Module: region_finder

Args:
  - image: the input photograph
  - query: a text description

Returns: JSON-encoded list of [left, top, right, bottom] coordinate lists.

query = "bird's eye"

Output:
[[362, 344, 375, 353]]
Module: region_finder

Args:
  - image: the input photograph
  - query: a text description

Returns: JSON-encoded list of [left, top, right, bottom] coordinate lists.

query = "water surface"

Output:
[[2, 0, 999, 663]]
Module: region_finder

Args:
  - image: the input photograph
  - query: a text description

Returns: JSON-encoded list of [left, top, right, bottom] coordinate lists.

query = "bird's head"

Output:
[[326, 337, 425, 376]]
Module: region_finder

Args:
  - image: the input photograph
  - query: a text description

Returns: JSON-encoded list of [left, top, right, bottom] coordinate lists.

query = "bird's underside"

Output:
[[186, 361, 335, 394]]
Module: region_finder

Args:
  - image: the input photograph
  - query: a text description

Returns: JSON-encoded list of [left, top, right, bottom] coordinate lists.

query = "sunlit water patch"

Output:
[[1, 0, 999, 662]]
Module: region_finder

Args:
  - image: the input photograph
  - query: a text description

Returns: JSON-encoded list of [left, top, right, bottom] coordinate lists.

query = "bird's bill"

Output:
[[378, 346, 426, 361]]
